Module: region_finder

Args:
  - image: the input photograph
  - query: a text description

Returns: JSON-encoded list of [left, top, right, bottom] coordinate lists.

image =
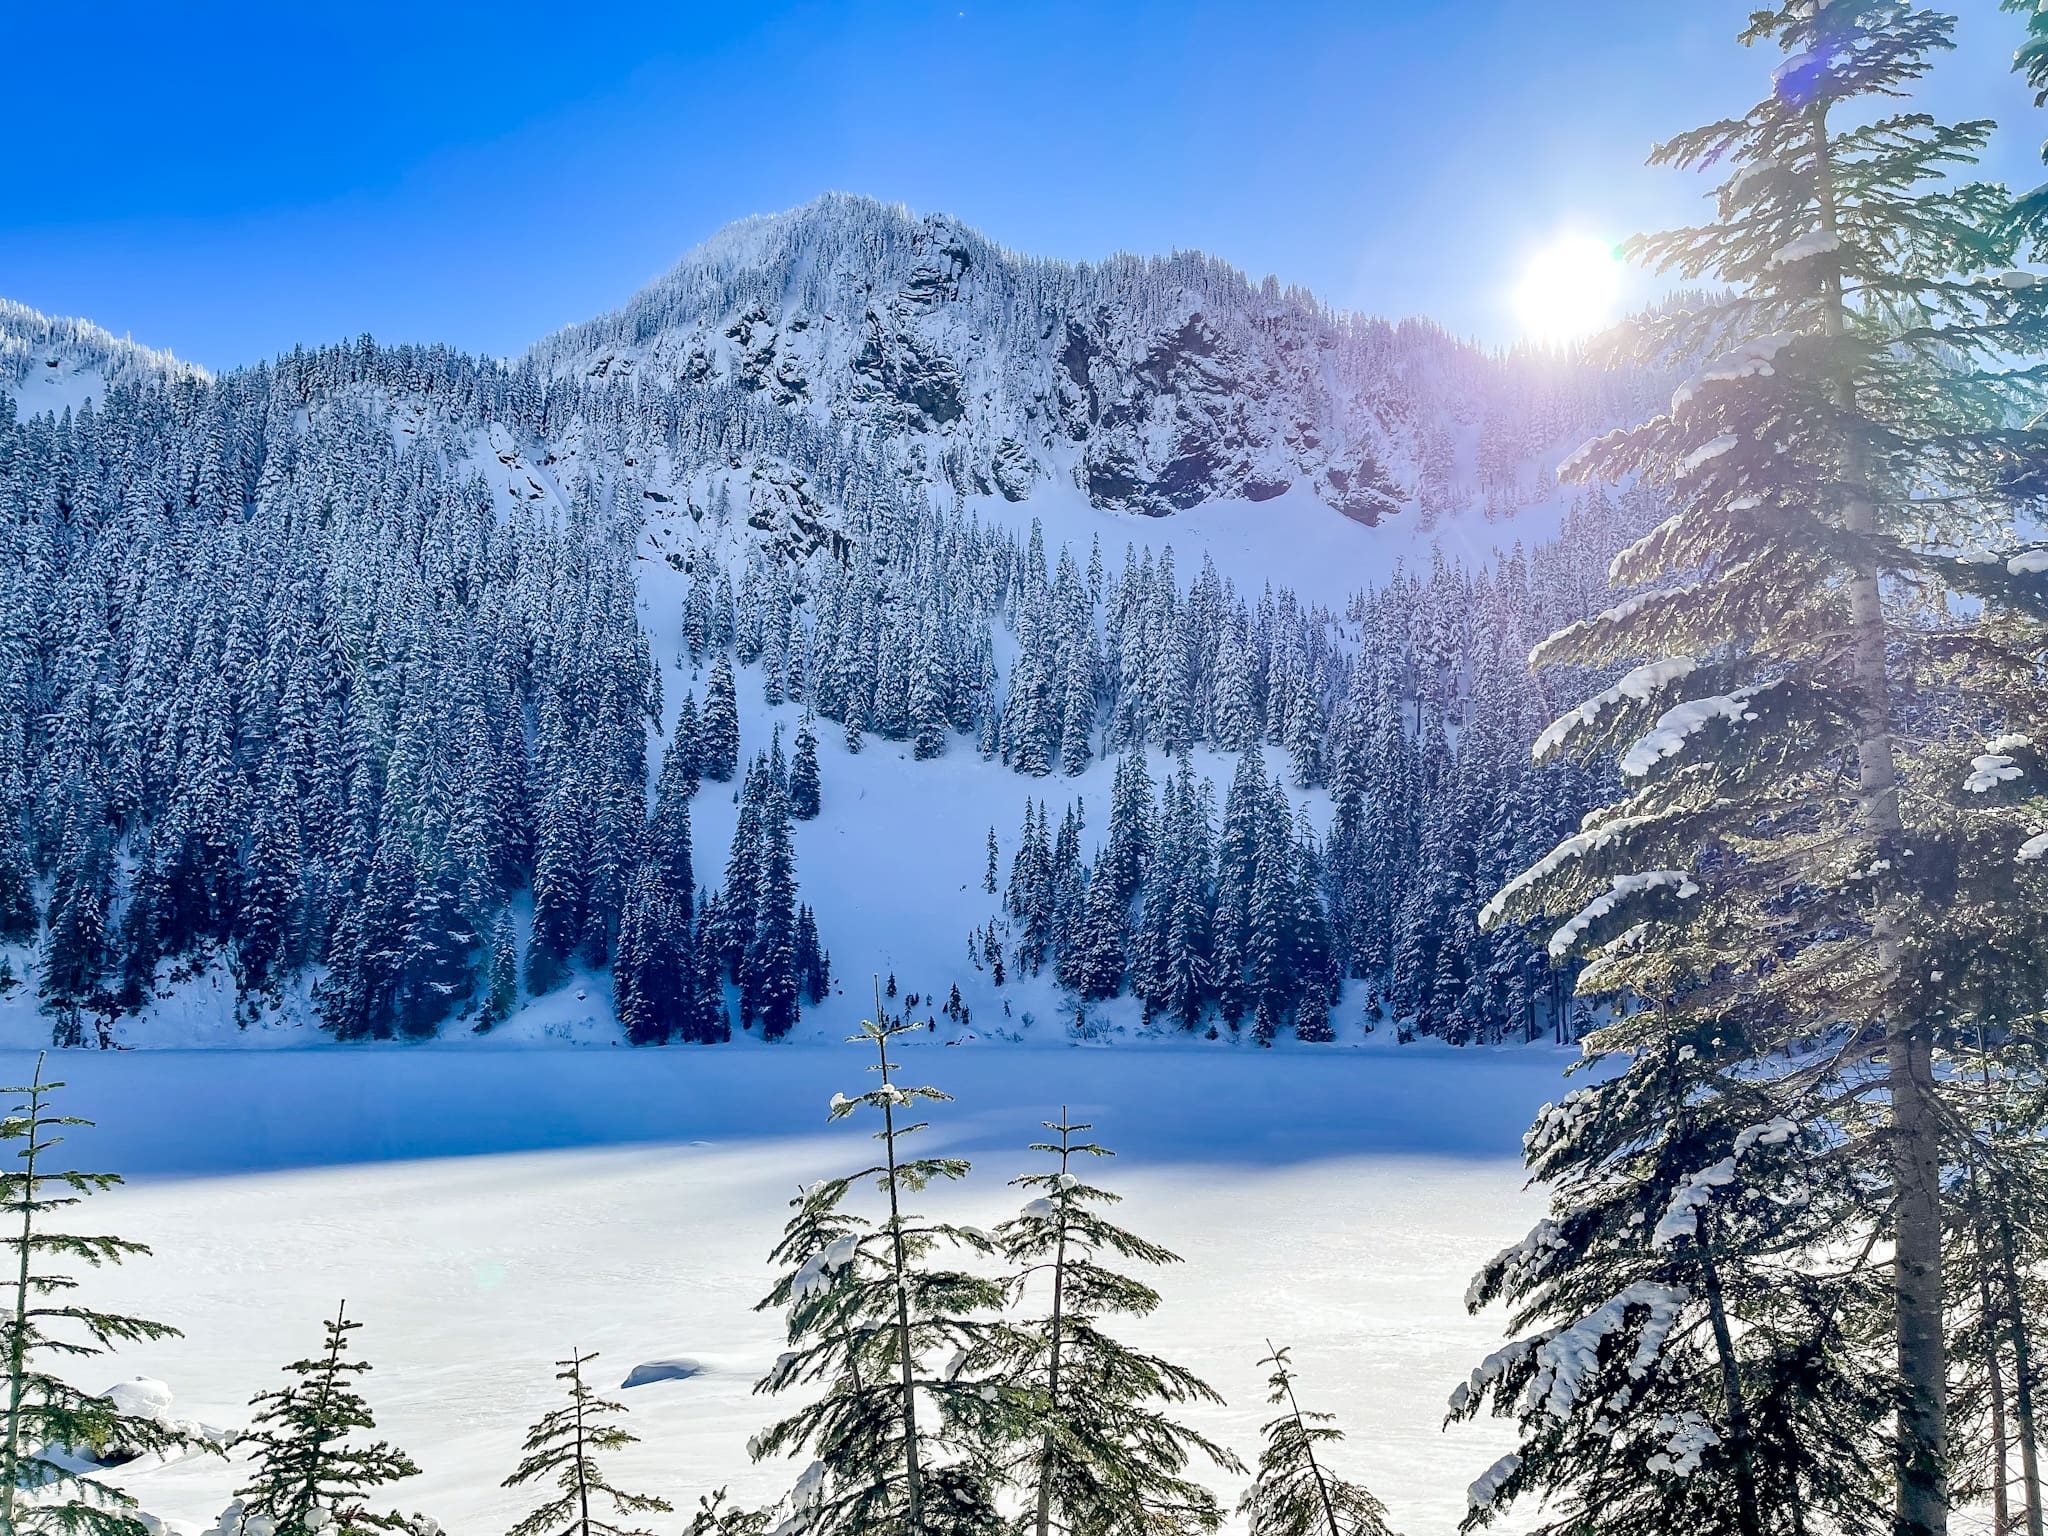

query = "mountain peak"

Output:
[[529, 197, 1597, 523]]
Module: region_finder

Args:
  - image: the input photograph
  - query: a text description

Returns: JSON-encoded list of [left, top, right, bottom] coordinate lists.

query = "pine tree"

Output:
[[235, 1304, 424, 1536], [750, 1009, 1009, 1536], [502, 1349, 671, 1536], [701, 658, 741, 783], [1475, 7, 2048, 1533], [479, 909, 519, 1030], [1239, 1345, 1394, 1536], [790, 727, 823, 821], [984, 828, 1000, 896], [992, 1110, 1239, 1536], [1, 1056, 206, 1536]]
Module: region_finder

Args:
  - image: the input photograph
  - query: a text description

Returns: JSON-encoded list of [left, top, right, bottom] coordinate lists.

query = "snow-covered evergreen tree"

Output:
[[1473, 5, 2048, 1532], [701, 657, 741, 784]]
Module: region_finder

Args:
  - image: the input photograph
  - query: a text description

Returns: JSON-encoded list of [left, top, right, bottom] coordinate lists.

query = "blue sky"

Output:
[[4, 1, 2041, 370]]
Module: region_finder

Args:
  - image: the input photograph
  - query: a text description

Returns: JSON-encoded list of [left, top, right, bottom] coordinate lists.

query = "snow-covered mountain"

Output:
[[530, 194, 1636, 524], [0, 198, 1659, 1053]]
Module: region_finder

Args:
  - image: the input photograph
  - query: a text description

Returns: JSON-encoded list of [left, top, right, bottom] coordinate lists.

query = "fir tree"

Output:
[[1450, 1032, 1890, 1536], [992, 1110, 1239, 1536], [750, 1008, 1008, 1536], [1, 1056, 206, 1536], [502, 1349, 672, 1536], [235, 1304, 424, 1536], [479, 909, 519, 1031], [790, 727, 823, 821], [701, 658, 741, 784], [1238, 1345, 1395, 1536], [1476, 6, 2048, 1532]]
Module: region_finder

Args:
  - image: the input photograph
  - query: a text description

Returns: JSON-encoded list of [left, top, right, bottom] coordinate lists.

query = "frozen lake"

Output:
[[9, 1042, 1570, 1536]]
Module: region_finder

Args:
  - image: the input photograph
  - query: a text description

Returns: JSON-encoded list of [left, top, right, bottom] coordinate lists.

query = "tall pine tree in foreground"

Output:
[[1238, 1345, 1395, 1536], [233, 1304, 424, 1536], [991, 1110, 1239, 1536], [503, 1349, 671, 1536], [750, 1009, 1008, 1536], [0, 1055, 206, 1536], [1472, 5, 2048, 1534]]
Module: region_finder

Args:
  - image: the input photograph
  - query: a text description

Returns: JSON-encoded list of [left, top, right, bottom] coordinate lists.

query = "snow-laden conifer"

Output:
[[1474, 5, 2048, 1531]]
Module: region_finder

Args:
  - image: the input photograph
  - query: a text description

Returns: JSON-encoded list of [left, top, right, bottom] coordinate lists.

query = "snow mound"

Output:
[[621, 1357, 707, 1388]]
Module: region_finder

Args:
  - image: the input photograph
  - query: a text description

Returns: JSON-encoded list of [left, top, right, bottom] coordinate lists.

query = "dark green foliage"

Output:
[[1450, 1038, 1890, 1535], [1239, 1346, 1394, 1536], [751, 1014, 1009, 1536], [235, 1305, 423, 1536], [1469, 5, 2048, 1533], [0, 1056, 208, 1536], [502, 1349, 671, 1536], [991, 1111, 1239, 1536]]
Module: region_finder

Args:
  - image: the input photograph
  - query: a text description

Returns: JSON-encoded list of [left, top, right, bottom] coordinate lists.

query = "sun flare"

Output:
[[1514, 234, 1623, 344]]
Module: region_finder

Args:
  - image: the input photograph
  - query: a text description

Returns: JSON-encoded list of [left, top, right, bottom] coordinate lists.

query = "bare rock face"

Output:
[[745, 459, 846, 561], [533, 195, 1579, 529]]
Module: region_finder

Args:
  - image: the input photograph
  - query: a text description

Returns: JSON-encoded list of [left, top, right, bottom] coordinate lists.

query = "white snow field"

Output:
[[14, 1043, 1572, 1536]]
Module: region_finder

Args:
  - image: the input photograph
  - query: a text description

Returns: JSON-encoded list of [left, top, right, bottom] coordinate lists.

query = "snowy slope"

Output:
[[29, 1042, 1569, 1536], [0, 197, 1647, 1054]]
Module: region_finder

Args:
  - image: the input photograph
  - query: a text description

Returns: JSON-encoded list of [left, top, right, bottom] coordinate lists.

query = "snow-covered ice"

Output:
[[13, 1043, 1568, 1536]]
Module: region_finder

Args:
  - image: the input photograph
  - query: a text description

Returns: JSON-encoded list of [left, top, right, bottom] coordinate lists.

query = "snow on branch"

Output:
[[1534, 657, 1702, 764], [1618, 686, 1771, 779], [1479, 820, 1643, 929], [1669, 333, 1797, 413], [1965, 755, 2024, 794], [1768, 231, 1841, 268], [1674, 435, 1738, 478], [1522, 1281, 1690, 1422], [1547, 871, 1700, 959]]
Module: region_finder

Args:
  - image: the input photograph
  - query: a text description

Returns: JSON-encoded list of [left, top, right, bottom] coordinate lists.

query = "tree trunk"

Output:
[[574, 1354, 593, 1536], [875, 1024, 924, 1536], [1, 1056, 46, 1536], [1275, 1358, 1341, 1536], [1976, 1219, 2012, 1535], [1033, 1118, 1071, 1536], [1995, 1201, 2044, 1536], [1699, 1233, 1765, 1536], [1811, 99, 1947, 1536]]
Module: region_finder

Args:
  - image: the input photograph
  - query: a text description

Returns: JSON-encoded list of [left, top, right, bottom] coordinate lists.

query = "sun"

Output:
[[1514, 235, 1623, 345]]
